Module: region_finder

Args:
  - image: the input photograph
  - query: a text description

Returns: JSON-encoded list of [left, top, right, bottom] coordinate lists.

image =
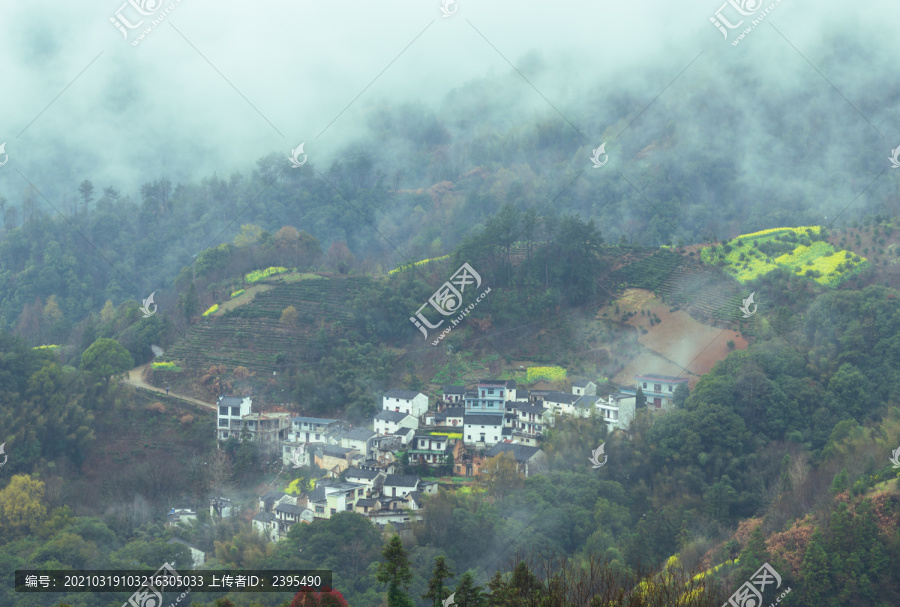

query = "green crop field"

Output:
[[701, 226, 867, 286]]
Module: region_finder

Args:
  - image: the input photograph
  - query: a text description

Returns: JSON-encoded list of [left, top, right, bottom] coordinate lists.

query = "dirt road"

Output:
[[123, 363, 216, 411]]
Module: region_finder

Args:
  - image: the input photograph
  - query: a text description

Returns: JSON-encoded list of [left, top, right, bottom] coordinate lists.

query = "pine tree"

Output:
[[423, 556, 455, 607], [736, 526, 770, 582], [635, 386, 646, 409], [454, 571, 484, 607], [377, 535, 413, 607], [799, 529, 831, 605]]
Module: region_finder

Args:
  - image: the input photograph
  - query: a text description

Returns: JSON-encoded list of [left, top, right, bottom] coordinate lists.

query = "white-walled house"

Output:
[[542, 392, 588, 419], [341, 427, 377, 458], [383, 390, 429, 418], [629, 374, 688, 409], [216, 395, 252, 440], [512, 404, 546, 447], [382, 474, 421, 499], [463, 413, 504, 447], [166, 508, 197, 527], [430, 406, 464, 427], [572, 380, 597, 396], [442, 385, 466, 403], [288, 417, 339, 443], [374, 410, 418, 436], [596, 392, 637, 432], [407, 433, 451, 466]]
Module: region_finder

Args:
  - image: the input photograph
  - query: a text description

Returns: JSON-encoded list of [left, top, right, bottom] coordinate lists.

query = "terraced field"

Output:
[[604, 249, 744, 327], [164, 275, 371, 373]]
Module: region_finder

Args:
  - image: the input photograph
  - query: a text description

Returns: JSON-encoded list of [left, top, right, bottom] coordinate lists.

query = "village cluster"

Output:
[[164, 374, 688, 552]]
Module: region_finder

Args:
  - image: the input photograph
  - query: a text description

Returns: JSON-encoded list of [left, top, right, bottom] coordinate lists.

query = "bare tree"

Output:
[[208, 449, 233, 496]]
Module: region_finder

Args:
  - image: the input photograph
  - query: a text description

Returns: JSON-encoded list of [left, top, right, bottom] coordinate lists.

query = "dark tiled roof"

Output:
[[443, 385, 466, 394], [275, 503, 306, 515], [322, 445, 354, 457], [344, 427, 376, 441], [384, 474, 420, 488], [573, 380, 594, 387], [308, 486, 327, 502], [253, 512, 276, 523], [464, 413, 503, 426], [543, 392, 582, 405], [217, 396, 245, 408], [486, 443, 544, 462], [444, 407, 465, 417], [375, 410, 412, 422], [356, 498, 377, 507], [384, 389, 423, 400], [345, 467, 381, 480]]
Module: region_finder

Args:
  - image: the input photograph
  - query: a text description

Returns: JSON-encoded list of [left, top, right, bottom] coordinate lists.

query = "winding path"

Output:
[[123, 363, 217, 412]]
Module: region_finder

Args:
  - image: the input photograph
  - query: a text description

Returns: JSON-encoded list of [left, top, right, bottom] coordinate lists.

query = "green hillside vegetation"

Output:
[[701, 226, 868, 286]]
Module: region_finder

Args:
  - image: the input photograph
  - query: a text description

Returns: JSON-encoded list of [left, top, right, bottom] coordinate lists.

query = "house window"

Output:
[[330, 508, 336, 515], [231, 407, 240, 416], [654, 384, 661, 392], [315, 506, 324, 514], [219, 406, 228, 415], [219, 419, 229, 427]]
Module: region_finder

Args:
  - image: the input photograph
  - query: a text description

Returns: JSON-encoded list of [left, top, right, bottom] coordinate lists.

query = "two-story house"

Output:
[[344, 467, 386, 497], [407, 433, 451, 467], [288, 416, 339, 443], [341, 427, 377, 458], [572, 380, 597, 396], [305, 482, 366, 519], [216, 395, 252, 440], [430, 406, 464, 427], [625, 374, 688, 409], [595, 392, 637, 432], [512, 403, 546, 447], [166, 508, 197, 527], [382, 390, 429, 418], [382, 474, 421, 499], [442, 385, 466, 404], [542, 392, 588, 420], [374, 410, 418, 436]]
